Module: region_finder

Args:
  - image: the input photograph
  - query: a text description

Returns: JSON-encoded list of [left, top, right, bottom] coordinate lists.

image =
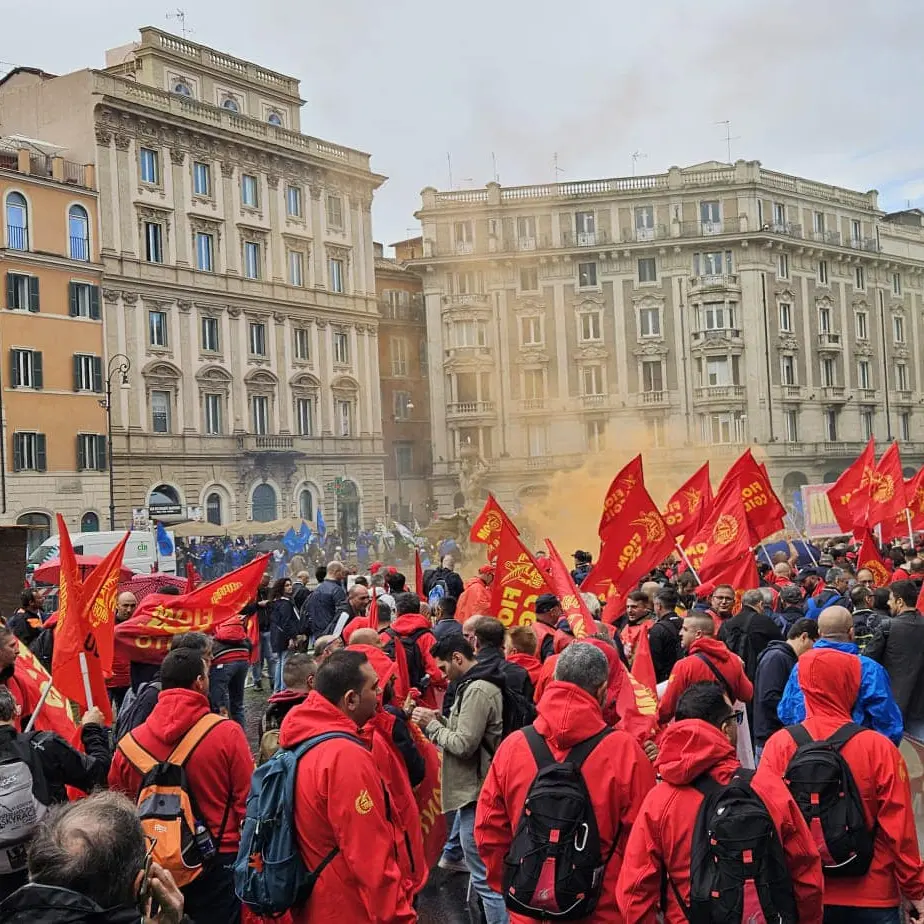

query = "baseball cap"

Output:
[[535, 594, 561, 614]]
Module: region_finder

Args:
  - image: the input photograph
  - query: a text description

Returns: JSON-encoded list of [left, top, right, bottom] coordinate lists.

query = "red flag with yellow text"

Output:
[[826, 438, 876, 534], [713, 451, 786, 544], [856, 530, 892, 588], [544, 539, 595, 639], [470, 494, 518, 563], [882, 467, 924, 542], [866, 442, 907, 528], [684, 491, 752, 581], [662, 463, 713, 541], [612, 658, 659, 744], [693, 551, 760, 614], [489, 523, 553, 629], [408, 721, 447, 869], [79, 531, 130, 672], [12, 642, 79, 738], [115, 554, 271, 665], [598, 456, 645, 542]]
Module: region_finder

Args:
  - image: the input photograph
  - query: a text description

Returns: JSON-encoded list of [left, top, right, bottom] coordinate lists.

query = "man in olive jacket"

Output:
[[412, 634, 507, 924]]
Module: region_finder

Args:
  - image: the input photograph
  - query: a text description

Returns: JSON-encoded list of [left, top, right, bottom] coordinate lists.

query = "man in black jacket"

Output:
[[776, 584, 805, 635], [849, 583, 878, 654], [7, 590, 44, 648], [718, 587, 783, 681], [472, 616, 534, 701], [422, 555, 465, 601], [303, 561, 347, 641], [648, 587, 683, 684], [752, 617, 817, 756]]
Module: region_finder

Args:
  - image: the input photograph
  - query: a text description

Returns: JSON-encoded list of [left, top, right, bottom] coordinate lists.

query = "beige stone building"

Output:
[[410, 160, 924, 514], [0, 29, 386, 540]]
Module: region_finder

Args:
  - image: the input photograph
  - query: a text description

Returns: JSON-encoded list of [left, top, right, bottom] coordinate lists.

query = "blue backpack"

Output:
[[233, 731, 365, 916]]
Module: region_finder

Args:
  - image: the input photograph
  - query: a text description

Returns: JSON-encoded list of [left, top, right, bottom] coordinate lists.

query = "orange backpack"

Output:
[[118, 713, 226, 887]]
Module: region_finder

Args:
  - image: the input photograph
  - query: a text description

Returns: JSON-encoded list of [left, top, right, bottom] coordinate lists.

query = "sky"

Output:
[[3, 0, 924, 252]]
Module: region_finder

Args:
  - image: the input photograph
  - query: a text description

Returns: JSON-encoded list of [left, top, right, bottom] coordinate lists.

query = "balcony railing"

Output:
[[447, 401, 496, 416], [848, 237, 880, 252], [521, 398, 546, 411], [694, 385, 746, 400], [691, 327, 742, 342], [238, 435, 297, 452], [621, 224, 669, 243], [69, 236, 90, 262], [812, 230, 842, 246], [377, 298, 424, 321], [640, 390, 667, 405], [6, 225, 27, 250], [454, 241, 474, 255], [690, 273, 740, 290], [859, 388, 878, 403], [820, 385, 847, 401], [781, 385, 803, 399], [442, 293, 489, 306], [894, 390, 914, 404], [580, 394, 607, 408], [561, 229, 610, 247], [817, 332, 842, 350]]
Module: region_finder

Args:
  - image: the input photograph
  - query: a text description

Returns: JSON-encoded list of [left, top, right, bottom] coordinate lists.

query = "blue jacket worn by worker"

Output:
[[777, 638, 904, 745], [804, 587, 848, 620]]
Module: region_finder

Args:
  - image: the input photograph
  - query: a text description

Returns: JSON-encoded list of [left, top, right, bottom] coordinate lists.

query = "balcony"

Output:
[[689, 273, 740, 293], [812, 230, 842, 246], [377, 298, 424, 322], [441, 293, 489, 307], [516, 237, 537, 251], [6, 225, 28, 251], [524, 454, 585, 472], [622, 224, 669, 243], [237, 435, 297, 453], [780, 385, 803, 400], [561, 230, 610, 248], [820, 385, 847, 402], [894, 390, 914, 404], [520, 397, 547, 412], [580, 394, 607, 409], [822, 441, 866, 456], [679, 220, 726, 237], [848, 237, 880, 253], [639, 390, 669, 406], [694, 385, 746, 401], [816, 332, 842, 351], [454, 241, 474, 255], [858, 388, 878, 403], [691, 328, 742, 343], [768, 222, 804, 239], [446, 401, 496, 418]]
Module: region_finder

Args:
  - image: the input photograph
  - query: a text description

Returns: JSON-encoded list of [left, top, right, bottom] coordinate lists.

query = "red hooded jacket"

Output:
[[212, 615, 251, 665], [506, 651, 541, 687], [616, 718, 823, 923], [657, 637, 753, 724], [388, 613, 446, 709], [759, 647, 924, 909], [532, 653, 557, 703], [108, 687, 252, 853], [475, 681, 656, 924], [277, 691, 416, 924], [457, 576, 493, 623]]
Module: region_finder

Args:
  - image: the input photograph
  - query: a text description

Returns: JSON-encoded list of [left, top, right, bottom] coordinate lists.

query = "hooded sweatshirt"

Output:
[[456, 575, 493, 623], [760, 647, 924, 909], [476, 681, 656, 924], [616, 719, 824, 924], [277, 691, 416, 924], [752, 639, 799, 745], [388, 613, 446, 708], [0, 883, 142, 924], [108, 687, 252, 854], [506, 650, 542, 687], [657, 636, 753, 724]]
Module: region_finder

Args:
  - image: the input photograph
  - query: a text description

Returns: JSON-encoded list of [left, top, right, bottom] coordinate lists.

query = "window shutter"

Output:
[[73, 355, 81, 392], [90, 285, 101, 320], [12, 434, 22, 472], [92, 357, 103, 393], [32, 351, 42, 390], [69, 282, 78, 317], [5, 273, 12, 310], [9, 350, 17, 389], [97, 435, 107, 471], [77, 435, 86, 471], [28, 276, 39, 313], [35, 434, 47, 472]]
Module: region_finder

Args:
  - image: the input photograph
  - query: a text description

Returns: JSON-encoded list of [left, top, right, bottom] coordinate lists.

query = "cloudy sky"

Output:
[[4, 0, 923, 250]]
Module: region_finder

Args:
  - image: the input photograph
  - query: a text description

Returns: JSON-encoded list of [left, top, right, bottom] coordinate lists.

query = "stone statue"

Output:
[[458, 444, 488, 513]]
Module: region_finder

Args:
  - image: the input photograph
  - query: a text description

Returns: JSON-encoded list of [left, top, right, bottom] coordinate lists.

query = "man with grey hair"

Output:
[[476, 642, 655, 923], [303, 561, 348, 641], [805, 566, 851, 619], [718, 586, 782, 681]]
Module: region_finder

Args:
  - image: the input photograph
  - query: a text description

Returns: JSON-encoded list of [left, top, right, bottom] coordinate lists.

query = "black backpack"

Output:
[[671, 769, 797, 924], [502, 727, 613, 920], [783, 723, 875, 878], [500, 685, 537, 738], [382, 627, 432, 691]]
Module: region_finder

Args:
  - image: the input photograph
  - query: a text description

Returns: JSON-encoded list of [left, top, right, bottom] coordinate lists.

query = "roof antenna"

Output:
[[714, 120, 740, 163], [630, 150, 647, 176], [166, 9, 192, 39], [553, 152, 564, 183]]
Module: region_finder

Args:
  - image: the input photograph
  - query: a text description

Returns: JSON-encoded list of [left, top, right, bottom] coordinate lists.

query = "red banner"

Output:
[[713, 451, 786, 544], [408, 721, 447, 870], [630, 621, 658, 698], [115, 555, 271, 664], [489, 523, 553, 629], [79, 531, 130, 672], [598, 455, 645, 542], [613, 658, 659, 744], [13, 642, 79, 739], [882, 467, 924, 542], [469, 494, 517, 562], [684, 491, 752, 581], [694, 551, 760, 614], [856, 530, 892, 588], [544, 539, 595, 639], [867, 442, 907, 528], [826, 438, 875, 534], [662, 462, 713, 541]]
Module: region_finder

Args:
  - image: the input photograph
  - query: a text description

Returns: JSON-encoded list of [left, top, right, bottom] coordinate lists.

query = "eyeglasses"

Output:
[[723, 711, 744, 727]]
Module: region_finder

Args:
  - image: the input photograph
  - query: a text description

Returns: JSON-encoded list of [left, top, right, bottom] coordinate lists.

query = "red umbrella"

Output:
[[33, 555, 134, 586]]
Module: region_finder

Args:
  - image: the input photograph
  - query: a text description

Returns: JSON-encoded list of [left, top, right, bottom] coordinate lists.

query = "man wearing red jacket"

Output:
[[386, 592, 446, 708], [476, 642, 656, 924], [457, 565, 495, 624], [616, 681, 823, 923], [658, 612, 753, 724], [209, 613, 252, 727], [759, 646, 924, 923], [278, 649, 416, 924], [108, 647, 253, 924]]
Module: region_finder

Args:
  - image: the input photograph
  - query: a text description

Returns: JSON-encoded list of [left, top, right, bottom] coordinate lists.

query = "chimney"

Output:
[[373, 242, 384, 259]]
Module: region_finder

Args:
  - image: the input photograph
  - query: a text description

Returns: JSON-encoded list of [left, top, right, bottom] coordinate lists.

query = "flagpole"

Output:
[[759, 544, 774, 567], [674, 542, 701, 584], [23, 681, 53, 734], [906, 508, 915, 547], [784, 514, 818, 567], [78, 653, 94, 710]]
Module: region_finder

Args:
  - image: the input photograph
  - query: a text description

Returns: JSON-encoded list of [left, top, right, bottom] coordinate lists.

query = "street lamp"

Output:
[[101, 354, 131, 530]]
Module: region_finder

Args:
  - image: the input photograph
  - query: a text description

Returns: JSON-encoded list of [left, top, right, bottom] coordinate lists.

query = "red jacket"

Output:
[[212, 615, 251, 665], [620, 619, 653, 666], [389, 613, 446, 709], [657, 637, 753, 724], [616, 718, 823, 923], [457, 576, 493, 623], [475, 681, 656, 924], [108, 687, 252, 853], [532, 653, 557, 703], [531, 620, 556, 661], [760, 646, 924, 909], [278, 691, 416, 924], [506, 651, 541, 687]]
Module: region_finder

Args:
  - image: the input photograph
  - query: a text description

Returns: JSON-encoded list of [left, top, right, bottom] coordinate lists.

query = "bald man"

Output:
[[777, 606, 903, 744], [106, 592, 139, 710], [348, 628, 383, 648]]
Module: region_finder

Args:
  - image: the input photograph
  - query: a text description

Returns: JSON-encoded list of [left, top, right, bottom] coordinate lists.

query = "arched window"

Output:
[[206, 492, 223, 525], [222, 97, 240, 112], [68, 204, 89, 261], [336, 480, 360, 542], [80, 512, 100, 532], [18, 512, 50, 558], [148, 484, 182, 517], [6, 192, 28, 250], [299, 489, 314, 522], [252, 484, 277, 522], [267, 112, 283, 126], [173, 81, 192, 97]]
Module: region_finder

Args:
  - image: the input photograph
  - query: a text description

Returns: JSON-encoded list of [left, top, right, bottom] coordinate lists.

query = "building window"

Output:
[[151, 391, 171, 433], [701, 412, 745, 445], [577, 262, 597, 288], [579, 311, 602, 342], [12, 432, 46, 472], [856, 311, 869, 340], [896, 363, 909, 391], [516, 215, 537, 246], [858, 360, 871, 390], [201, 316, 220, 352], [453, 220, 474, 252], [701, 355, 739, 387], [781, 354, 796, 386], [777, 253, 789, 279], [641, 360, 663, 392], [140, 148, 160, 185], [527, 424, 548, 457], [893, 272, 902, 296], [326, 195, 343, 229], [268, 112, 283, 126], [635, 206, 655, 240], [814, 211, 826, 235], [817, 260, 829, 285], [149, 310, 168, 348], [821, 357, 836, 387], [784, 410, 798, 443], [68, 205, 89, 261], [195, 232, 214, 272], [241, 174, 259, 208], [204, 393, 223, 434], [193, 161, 211, 196], [390, 337, 408, 375], [582, 364, 603, 396], [251, 395, 270, 434], [900, 412, 911, 441], [638, 257, 657, 283], [10, 349, 42, 389], [520, 315, 542, 347], [172, 81, 192, 97], [144, 222, 163, 263], [5, 192, 28, 250], [395, 444, 413, 476], [638, 305, 661, 337], [586, 419, 606, 452], [700, 301, 736, 331], [861, 408, 874, 441], [295, 398, 314, 436], [524, 369, 544, 400], [243, 241, 261, 279], [854, 265, 865, 290], [453, 319, 487, 348], [249, 322, 267, 357], [336, 399, 353, 437], [288, 250, 304, 286], [818, 305, 832, 334], [329, 258, 345, 293], [334, 331, 350, 364], [206, 492, 223, 525], [73, 354, 102, 392], [778, 302, 792, 332], [222, 97, 240, 112], [5, 273, 39, 312], [286, 185, 302, 217], [519, 266, 539, 291], [852, 220, 862, 244], [893, 314, 906, 344], [773, 202, 786, 226], [293, 327, 310, 361], [393, 391, 412, 419], [574, 210, 596, 244], [69, 282, 100, 319], [700, 200, 721, 232], [81, 512, 100, 532], [298, 489, 313, 521], [77, 434, 106, 471]]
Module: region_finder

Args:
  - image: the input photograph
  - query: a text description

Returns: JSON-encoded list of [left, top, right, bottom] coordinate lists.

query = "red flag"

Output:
[[543, 539, 595, 639], [79, 531, 130, 672], [693, 551, 760, 614], [469, 494, 518, 562], [598, 456, 644, 542], [408, 722, 447, 869], [713, 451, 786, 544], [866, 442, 907, 527], [601, 587, 625, 627], [12, 642, 79, 738], [116, 554, 271, 665], [415, 547, 424, 597], [630, 622, 658, 698], [856, 530, 892, 587], [684, 491, 752, 582], [882, 467, 924, 542], [612, 658, 659, 744], [185, 562, 201, 594], [490, 523, 554, 629], [662, 463, 713, 541], [826, 438, 876, 534]]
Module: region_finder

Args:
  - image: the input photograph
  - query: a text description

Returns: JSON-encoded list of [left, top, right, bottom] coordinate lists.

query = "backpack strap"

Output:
[[785, 723, 813, 748], [167, 713, 226, 767], [117, 733, 159, 776], [566, 728, 613, 770], [291, 731, 367, 760], [523, 725, 555, 771], [694, 653, 735, 702], [823, 722, 866, 751], [690, 772, 724, 799]]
